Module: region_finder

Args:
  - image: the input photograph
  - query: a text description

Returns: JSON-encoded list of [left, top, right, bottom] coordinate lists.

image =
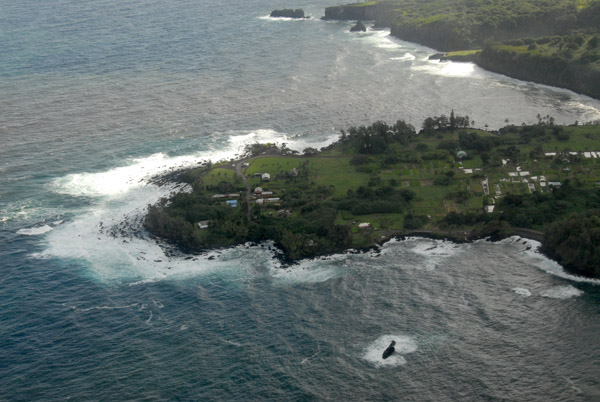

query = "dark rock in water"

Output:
[[382, 340, 396, 359], [270, 9, 305, 19], [350, 20, 366, 32]]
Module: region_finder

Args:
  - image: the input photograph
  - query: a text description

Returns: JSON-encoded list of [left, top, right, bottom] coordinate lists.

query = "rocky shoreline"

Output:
[[147, 167, 553, 267]]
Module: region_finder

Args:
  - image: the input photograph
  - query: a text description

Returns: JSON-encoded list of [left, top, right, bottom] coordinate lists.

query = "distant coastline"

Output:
[[323, 1, 600, 100]]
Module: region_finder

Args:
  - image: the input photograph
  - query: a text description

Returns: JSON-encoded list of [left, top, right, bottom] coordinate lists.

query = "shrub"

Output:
[[350, 154, 371, 166]]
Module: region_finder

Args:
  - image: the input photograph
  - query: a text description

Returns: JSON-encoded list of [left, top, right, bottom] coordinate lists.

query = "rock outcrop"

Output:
[[270, 9, 305, 19], [350, 21, 366, 32]]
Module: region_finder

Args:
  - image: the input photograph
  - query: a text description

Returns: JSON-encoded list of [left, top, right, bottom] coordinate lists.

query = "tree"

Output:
[[450, 109, 457, 130], [480, 152, 490, 165], [303, 147, 319, 156], [543, 211, 600, 278]]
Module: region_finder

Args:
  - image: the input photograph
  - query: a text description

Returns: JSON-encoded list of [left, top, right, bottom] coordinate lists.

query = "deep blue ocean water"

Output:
[[1, 1, 600, 400]]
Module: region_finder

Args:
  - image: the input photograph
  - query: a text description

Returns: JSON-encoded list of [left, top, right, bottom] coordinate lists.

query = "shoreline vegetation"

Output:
[[145, 115, 600, 278], [323, 0, 600, 100]]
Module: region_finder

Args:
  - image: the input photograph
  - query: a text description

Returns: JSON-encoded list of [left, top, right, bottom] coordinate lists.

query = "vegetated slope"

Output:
[[325, 0, 600, 99]]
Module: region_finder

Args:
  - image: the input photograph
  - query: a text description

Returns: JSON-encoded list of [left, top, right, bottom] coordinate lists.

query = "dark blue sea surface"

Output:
[[1, 1, 600, 400]]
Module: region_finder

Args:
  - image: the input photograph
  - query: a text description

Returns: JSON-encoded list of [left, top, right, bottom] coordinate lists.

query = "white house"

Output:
[[261, 173, 271, 182]]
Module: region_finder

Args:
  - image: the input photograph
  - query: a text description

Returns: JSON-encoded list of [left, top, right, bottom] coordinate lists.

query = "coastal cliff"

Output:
[[475, 45, 600, 100]]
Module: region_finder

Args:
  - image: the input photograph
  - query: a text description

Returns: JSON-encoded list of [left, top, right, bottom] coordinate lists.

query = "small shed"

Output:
[[262, 173, 271, 182], [226, 200, 238, 208], [254, 187, 263, 194], [197, 220, 210, 229], [358, 222, 371, 230]]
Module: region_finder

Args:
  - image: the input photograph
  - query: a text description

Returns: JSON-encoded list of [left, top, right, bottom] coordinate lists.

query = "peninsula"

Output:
[[145, 115, 600, 278], [323, 0, 600, 100]]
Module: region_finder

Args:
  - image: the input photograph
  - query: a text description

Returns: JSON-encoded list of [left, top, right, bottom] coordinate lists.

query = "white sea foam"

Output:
[[270, 253, 349, 285], [412, 60, 478, 78], [512, 287, 532, 297], [41, 128, 337, 283], [39, 192, 276, 283], [407, 238, 461, 257], [500, 236, 600, 285], [563, 99, 600, 121], [362, 335, 417, 367], [353, 28, 434, 55], [390, 53, 416, 61], [49, 128, 330, 199], [17, 225, 53, 236], [540, 285, 584, 299]]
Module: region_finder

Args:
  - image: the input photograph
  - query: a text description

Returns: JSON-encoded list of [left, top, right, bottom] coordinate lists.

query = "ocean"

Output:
[[1, 0, 599, 400]]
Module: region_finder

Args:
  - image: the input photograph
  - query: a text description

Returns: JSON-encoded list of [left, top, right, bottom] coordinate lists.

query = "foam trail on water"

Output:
[[540, 285, 584, 299], [17, 225, 54, 236], [512, 288, 532, 297], [391, 53, 416, 61], [362, 335, 418, 367]]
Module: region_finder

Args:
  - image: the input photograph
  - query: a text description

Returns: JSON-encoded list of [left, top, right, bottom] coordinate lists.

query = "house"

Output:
[[226, 200, 238, 208], [254, 187, 263, 194], [261, 173, 271, 182], [197, 220, 210, 229], [358, 222, 371, 230]]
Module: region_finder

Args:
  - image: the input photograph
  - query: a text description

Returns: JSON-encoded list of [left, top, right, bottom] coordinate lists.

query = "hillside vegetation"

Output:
[[324, 0, 600, 98], [145, 115, 600, 277]]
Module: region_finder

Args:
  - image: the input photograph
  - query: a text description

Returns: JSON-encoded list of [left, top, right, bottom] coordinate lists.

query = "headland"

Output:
[[145, 115, 600, 278]]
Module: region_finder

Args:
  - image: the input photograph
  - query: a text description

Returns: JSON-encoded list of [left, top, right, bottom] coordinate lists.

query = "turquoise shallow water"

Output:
[[1, 1, 600, 400]]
